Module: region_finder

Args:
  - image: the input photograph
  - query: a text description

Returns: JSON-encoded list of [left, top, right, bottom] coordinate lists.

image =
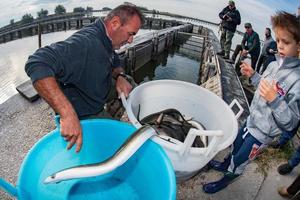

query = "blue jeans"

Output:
[[278, 129, 296, 146], [227, 124, 265, 175], [289, 146, 300, 168], [278, 123, 300, 168]]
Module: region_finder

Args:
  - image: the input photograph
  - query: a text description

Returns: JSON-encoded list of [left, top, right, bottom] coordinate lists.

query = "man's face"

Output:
[[110, 15, 141, 50], [228, 3, 235, 10], [245, 26, 252, 34]]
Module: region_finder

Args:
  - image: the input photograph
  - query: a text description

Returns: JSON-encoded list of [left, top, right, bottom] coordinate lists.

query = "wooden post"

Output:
[[38, 23, 42, 48]]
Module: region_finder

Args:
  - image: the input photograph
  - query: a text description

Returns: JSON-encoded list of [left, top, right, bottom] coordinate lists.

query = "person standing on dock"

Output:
[[217, 0, 241, 59], [25, 4, 144, 152], [203, 11, 300, 194]]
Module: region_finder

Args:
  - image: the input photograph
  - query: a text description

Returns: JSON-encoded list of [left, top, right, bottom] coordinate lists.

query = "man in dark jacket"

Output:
[[25, 4, 144, 152], [229, 23, 260, 71], [217, 0, 241, 59], [256, 27, 277, 74]]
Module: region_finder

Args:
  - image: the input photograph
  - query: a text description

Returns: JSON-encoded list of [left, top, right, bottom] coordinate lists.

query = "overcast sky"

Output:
[[1, 0, 299, 36]]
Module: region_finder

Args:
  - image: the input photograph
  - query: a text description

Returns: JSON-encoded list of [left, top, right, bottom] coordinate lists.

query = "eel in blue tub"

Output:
[[44, 125, 156, 184]]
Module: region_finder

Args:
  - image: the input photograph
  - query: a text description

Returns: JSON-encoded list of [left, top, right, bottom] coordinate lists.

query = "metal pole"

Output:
[[38, 23, 42, 48]]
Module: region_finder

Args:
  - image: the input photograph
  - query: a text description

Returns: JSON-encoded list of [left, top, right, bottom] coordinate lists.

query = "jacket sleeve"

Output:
[[268, 84, 300, 131], [266, 41, 277, 55], [250, 72, 261, 88], [25, 45, 62, 84], [112, 52, 121, 68], [219, 7, 227, 20], [241, 33, 247, 49], [248, 33, 259, 53], [25, 36, 88, 84], [232, 11, 241, 25]]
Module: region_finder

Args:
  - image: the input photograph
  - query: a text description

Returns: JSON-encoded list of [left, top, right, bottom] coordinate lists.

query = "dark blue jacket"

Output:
[[219, 6, 241, 32], [25, 19, 120, 118], [264, 40, 277, 68]]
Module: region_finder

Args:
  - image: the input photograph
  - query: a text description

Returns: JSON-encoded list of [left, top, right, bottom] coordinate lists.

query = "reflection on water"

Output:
[[134, 42, 201, 85], [0, 31, 76, 104]]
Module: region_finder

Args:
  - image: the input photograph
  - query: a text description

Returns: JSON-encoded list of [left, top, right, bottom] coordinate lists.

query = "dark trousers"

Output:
[[256, 54, 276, 75], [232, 45, 259, 70], [278, 123, 300, 168], [256, 55, 266, 74], [227, 124, 264, 175], [220, 29, 235, 57], [287, 175, 300, 195]]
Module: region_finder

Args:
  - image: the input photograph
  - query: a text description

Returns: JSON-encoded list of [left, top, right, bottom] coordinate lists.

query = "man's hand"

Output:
[[242, 49, 248, 57], [60, 111, 83, 153], [259, 79, 277, 102], [33, 77, 83, 152], [226, 16, 232, 21], [240, 61, 255, 77], [116, 76, 132, 98]]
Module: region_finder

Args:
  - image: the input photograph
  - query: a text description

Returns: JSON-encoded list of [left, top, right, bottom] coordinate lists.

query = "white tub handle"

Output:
[[179, 128, 223, 157], [120, 93, 142, 128], [229, 99, 244, 120]]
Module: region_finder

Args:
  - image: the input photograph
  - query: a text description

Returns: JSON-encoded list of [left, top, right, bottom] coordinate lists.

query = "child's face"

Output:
[[275, 27, 300, 58]]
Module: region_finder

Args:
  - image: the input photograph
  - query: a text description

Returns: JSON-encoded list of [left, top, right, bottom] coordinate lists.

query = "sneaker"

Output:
[[278, 186, 292, 198], [278, 163, 294, 175], [203, 173, 239, 194], [208, 160, 230, 172]]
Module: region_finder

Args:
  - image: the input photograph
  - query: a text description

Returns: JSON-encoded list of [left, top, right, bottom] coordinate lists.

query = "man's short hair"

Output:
[[105, 4, 144, 25], [244, 23, 252, 28], [266, 27, 271, 33]]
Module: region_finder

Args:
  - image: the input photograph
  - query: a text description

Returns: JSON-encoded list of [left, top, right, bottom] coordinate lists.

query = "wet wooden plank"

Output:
[[16, 80, 39, 102]]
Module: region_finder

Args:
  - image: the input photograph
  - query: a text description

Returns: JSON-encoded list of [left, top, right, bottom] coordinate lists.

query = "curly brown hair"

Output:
[[271, 11, 300, 43]]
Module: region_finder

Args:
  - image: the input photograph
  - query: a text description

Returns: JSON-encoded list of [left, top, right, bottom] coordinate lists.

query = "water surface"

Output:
[[0, 31, 77, 104]]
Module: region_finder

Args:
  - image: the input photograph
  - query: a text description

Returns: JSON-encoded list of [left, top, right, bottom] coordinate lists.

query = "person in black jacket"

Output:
[[217, 0, 241, 59]]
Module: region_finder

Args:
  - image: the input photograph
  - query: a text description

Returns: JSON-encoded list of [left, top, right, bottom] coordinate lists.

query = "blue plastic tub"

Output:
[[0, 119, 176, 199]]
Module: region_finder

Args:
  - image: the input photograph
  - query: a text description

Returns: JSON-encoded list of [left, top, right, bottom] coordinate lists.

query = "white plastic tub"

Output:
[[122, 80, 243, 181]]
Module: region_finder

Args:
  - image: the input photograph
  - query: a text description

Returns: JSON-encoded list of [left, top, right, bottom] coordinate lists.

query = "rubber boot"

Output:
[[208, 155, 231, 172], [203, 172, 239, 194]]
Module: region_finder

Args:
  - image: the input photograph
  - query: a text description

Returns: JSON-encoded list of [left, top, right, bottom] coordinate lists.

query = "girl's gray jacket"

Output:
[[246, 56, 300, 144]]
